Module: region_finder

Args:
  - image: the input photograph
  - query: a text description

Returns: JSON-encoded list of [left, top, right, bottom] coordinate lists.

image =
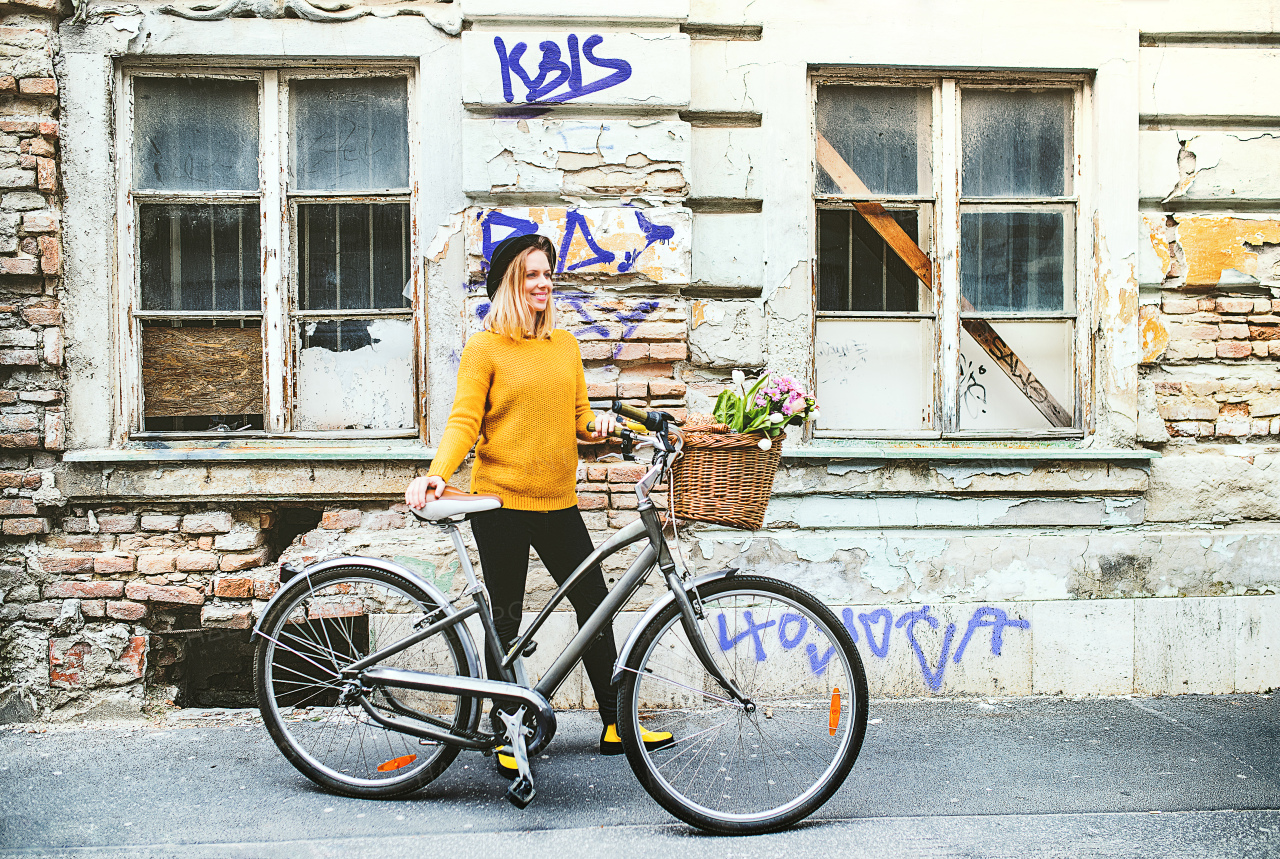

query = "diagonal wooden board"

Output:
[[816, 134, 1073, 428]]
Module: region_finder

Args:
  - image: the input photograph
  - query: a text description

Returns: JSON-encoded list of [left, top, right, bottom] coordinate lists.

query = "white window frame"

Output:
[[811, 70, 1093, 440], [114, 63, 424, 442]]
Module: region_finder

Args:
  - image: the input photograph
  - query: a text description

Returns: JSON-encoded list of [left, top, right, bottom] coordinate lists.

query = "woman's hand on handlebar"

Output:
[[591, 411, 620, 439], [405, 475, 446, 509]]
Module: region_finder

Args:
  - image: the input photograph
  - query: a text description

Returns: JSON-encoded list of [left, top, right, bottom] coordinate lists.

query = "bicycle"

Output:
[[252, 402, 869, 834]]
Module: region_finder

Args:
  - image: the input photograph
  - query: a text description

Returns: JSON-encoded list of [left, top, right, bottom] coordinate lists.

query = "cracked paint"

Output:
[[1172, 214, 1280, 286]]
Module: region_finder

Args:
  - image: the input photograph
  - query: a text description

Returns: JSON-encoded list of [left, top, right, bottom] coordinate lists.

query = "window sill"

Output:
[[63, 441, 436, 463], [781, 442, 1158, 462]]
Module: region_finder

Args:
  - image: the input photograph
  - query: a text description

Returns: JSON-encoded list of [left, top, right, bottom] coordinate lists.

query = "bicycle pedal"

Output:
[[507, 775, 536, 809]]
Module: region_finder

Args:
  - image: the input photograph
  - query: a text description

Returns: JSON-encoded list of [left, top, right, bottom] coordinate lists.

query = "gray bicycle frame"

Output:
[[346, 448, 751, 744]]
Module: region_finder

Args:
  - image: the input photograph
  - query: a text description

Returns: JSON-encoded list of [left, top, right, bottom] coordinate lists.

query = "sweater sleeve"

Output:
[[571, 334, 597, 441], [427, 336, 492, 484]]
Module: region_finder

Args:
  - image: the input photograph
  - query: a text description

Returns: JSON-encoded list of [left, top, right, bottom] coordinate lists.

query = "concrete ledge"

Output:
[[782, 446, 1159, 462], [63, 444, 436, 463]]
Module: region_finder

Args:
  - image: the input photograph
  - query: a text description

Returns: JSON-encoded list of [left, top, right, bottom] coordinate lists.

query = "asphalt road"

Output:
[[2, 695, 1278, 858]]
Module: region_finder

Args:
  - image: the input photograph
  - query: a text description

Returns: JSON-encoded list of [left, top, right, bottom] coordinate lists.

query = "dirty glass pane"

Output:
[[291, 78, 409, 192], [816, 86, 932, 196], [139, 204, 261, 312], [294, 318, 415, 430], [140, 319, 264, 432], [815, 319, 933, 431], [957, 320, 1073, 430], [818, 208, 930, 312], [960, 210, 1068, 312], [961, 89, 1072, 197], [133, 77, 259, 192], [297, 203, 410, 310]]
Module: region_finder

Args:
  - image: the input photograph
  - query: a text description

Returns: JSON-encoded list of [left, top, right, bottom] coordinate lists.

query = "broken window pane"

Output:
[[961, 89, 1072, 197], [816, 319, 933, 431], [960, 210, 1068, 312], [291, 78, 409, 192], [818, 208, 930, 312], [957, 320, 1073, 430], [140, 319, 264, 431], [816, 86, 932, 196], [133, 77, 259, 192], [297, 203, 410, 310], [139, 204, 261, 312], [294, 318, 415, 430]]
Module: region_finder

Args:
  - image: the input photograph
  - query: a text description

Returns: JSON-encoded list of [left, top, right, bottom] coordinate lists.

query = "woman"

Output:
[[404, 233, 670, 775]]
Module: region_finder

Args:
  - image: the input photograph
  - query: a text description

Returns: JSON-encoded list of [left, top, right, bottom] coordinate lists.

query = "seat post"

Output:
[[446, 523, 484, 594]]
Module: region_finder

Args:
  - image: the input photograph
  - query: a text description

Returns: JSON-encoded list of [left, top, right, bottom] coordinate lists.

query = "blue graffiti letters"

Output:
[[895, 605, 957, 692], [858, 608, 893, 659], [479, 210, 538, 266], [494, 34, 632, 104], [806, 642, 836, 675], [618, 209, 676, 273], [558, 210, 616, 272], [840, 607, 859, 643], [716, 610, 776, 662], [777, 613, 809, 650], [952, 607, 1030, 663]]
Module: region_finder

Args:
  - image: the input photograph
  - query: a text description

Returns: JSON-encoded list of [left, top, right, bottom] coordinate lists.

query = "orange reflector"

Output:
[[828, 687, 841, 736], [377, 754, 417, 772]]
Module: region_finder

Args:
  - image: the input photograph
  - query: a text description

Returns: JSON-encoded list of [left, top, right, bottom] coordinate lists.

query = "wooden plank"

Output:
[[815, 132, 1073, 428], [141, 327, 264, 417]]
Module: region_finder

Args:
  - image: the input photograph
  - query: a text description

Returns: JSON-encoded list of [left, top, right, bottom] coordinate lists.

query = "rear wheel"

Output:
[[253, 564, 480, 798], [616, 575, 868, 834]]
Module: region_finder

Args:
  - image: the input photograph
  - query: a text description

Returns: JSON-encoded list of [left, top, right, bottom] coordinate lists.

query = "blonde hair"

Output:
[[485, 246, 557, 340]]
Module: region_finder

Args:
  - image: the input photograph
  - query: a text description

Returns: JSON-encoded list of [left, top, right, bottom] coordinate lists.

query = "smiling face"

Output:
[[521, 248, 553, 314]]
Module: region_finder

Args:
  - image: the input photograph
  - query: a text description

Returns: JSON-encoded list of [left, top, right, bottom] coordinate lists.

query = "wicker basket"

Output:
[[670, 416, 783, 530]]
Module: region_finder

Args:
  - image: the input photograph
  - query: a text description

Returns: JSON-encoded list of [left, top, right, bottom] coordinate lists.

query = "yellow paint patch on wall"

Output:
[[1139, 305, 1169, 364], [690, 300, 707, 329], [1143, 214, 1173, 280], [1174, 215, 1280, 286]]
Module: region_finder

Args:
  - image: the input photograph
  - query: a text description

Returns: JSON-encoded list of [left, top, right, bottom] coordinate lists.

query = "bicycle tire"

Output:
[[254, 563, 481, 799], [616, 574, 868, 834]]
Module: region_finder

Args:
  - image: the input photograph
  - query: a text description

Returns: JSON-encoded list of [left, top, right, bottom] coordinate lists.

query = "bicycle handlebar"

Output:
[[611, 400, 684, 430], [586, 418, 647, 440]]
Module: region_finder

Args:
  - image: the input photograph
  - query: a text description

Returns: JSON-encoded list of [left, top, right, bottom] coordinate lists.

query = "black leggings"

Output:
[[469, 505, 618, 727]]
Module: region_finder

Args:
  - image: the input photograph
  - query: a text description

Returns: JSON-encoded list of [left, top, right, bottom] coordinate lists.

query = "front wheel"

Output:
[[253, 563, 480, 799], [616, 575, 868, 834]]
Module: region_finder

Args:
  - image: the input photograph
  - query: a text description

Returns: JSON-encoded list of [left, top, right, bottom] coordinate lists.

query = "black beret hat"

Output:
[[486, 233, 558, 299]]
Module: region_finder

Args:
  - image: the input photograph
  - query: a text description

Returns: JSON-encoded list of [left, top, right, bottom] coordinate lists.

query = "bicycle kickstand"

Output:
[[497, 706, 536, 809]]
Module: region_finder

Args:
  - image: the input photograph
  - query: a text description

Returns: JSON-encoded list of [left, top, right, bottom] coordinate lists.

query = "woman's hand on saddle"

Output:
[[406, 475, 446, 509], [592, 411, 620, 439]]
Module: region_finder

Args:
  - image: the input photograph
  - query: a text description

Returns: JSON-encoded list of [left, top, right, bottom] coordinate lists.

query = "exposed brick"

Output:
[[0, 120, 37, 134], [0, 392, 16, 406], [35, 157, 55, 193], [1167, 321, 1219, 341], [617, 381, 648, 398], [608, 464, 648, 483], [140, 514, 181, 532], [608, 510, 639, 528], [17, 79, 56, 98], [38, 121, 57, 138], [136, 554, 176, 575], [1219, 323, 1249, 340], [54, 536, 107, 552], [0, 497, 36, 516], [1161, 297, 1198, 314], [196, 536, 214, 551], [579, 341, 615, 361], [1254, 342, 1270, 357], [649, 343, 688, 362], [1217, 341, 1253, 359], [19, 389, 61, 404], [613, 343, 650, 362], [21, 210, 57, 233], [1217, 298, 1255, 314], [586, 464, 609, 481], [80, 600, 105, 618], [253, 579, 279, 600], [24, 601, 60, 621], [96, 514, 139, 533], [2, 516, 47, 535], [1272, 342, 1280, 357], [106, 600, 147, 621], [123, 581, 204, 605], [0, 169, 35, 189], [0, 258, 38, 277], [42, 409, 63, 451], [19, 305, 59, 326], [61, 517, 89, 534], [578, 492, 608, 511], [43, 580, 124, 599], [37, 556, 94, 574], [213, 576, 254, 598], [118, 636, 146, 678], [610, 492, 638, 510], [37, 236, 58, 275], [176, 551, 218, 572], [1251, 325, 1280, 341], [629, 322, 685, 341], [320, 509, 361, 530], [0, 432, 40, 447], [202, 604, 252, 629], [0, 76, 14, 94], [648, 379, 686, 397], [586, 383, 617, 399], [93, 554, 135, 574], [42, 327, 61, 366], [1, 414, 38, 432], [181, 512, 234, 534], [219, 546, 269, 572]]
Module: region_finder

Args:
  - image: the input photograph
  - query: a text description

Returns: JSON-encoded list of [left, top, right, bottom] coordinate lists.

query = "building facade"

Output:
[[0, 0, 1277, 721]]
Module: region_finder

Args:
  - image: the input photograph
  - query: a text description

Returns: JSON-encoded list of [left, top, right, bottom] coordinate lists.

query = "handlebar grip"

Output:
[[611, 400, 685, 430], [586, 420, 645, 439], [612, 401, 650, 424]]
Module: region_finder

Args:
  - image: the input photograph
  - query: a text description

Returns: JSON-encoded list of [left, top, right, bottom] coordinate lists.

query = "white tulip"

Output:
[[757, 437, 772, 451], [810, 409, 821, 420], [731, 369, 746, 395], [769, 413, 785, 424]]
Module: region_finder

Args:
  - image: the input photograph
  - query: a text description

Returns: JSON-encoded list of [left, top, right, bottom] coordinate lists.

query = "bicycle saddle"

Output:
[[410, 485, 503, 521]]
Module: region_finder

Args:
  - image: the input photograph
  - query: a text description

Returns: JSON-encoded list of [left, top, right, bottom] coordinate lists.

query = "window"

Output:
[[124, 69, 418, 437], [814, 76, 1084, 437]]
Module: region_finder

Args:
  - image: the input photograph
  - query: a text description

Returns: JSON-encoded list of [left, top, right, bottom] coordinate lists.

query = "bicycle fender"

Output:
[[253, 555, 483, 682], [610, 566, 739, 685]]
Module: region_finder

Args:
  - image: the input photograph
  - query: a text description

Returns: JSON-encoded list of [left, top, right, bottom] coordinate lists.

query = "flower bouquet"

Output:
[[671, 371, 818, 530]]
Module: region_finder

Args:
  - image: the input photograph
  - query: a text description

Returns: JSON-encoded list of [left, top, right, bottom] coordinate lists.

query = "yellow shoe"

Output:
[[600, 723, 675, 755], [494, 745, 518, 779]]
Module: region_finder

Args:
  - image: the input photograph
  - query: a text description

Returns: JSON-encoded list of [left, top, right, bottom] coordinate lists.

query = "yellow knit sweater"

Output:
[[427, 329, 596, 511]]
